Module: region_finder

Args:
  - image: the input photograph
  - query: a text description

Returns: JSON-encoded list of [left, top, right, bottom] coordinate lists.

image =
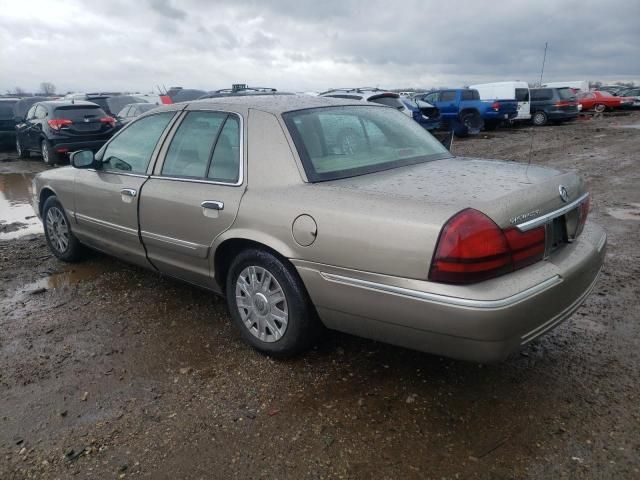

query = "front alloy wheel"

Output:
[[45, 206, 70, 254], [42, 196, 84, 262]]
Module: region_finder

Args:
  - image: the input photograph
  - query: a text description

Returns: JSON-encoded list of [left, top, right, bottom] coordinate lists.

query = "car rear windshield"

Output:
[[368, 95, 405, 110], [107, 96, 147, 115], [557, 88, 576, 100], [283, 105, 451, 182], [54, 106, 107, 121]]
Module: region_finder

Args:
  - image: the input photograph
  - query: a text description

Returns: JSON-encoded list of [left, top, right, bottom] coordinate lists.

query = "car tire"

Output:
[[41, 139, 58, 166], [226, 248, 323, 357], [42, 196, 84, 262], [532, 111, 548, 126], [594, 104, 606, 113], [16, 137, 30, 158]]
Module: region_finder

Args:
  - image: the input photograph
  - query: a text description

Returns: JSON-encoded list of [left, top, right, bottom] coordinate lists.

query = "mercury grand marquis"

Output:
[[32, 95, 606, 362]]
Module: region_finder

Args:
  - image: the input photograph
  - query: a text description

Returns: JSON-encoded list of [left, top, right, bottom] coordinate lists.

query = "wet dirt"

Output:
[[1, 113, 639, 479]]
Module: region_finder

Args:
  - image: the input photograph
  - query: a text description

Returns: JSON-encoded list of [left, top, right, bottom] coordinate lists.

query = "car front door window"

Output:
[[102, 112, 174, 174]]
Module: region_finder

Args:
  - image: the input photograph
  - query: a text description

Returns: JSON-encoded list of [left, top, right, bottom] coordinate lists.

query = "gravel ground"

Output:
[[1, 112, 639, 479]]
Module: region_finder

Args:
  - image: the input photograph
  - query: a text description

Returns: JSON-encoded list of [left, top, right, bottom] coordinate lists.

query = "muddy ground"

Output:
[[1, 113, 639, 479]]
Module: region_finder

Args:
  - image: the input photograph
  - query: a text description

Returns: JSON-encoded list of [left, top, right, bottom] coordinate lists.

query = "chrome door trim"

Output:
[[319, 272, 562, 310], [516, 193, 589, 232], [75, 213, 139, 237], [140, 230, 204, 251]]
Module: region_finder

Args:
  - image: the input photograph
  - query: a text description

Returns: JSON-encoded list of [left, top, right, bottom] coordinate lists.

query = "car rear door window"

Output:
[[162, 111, 227, 179], [102, 112, 174, 174], [207, 115, 240, 183], [35, 105, 48, 119], [531, 89, 552, 101], [440, 91, 457, 102], [461, 90, 479, 100]]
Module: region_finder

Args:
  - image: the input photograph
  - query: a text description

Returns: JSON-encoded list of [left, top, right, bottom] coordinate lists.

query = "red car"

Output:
[[577, 91, 635, 112]]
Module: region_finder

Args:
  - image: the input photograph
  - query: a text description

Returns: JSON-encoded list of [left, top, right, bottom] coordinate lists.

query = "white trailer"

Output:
[[469, 81, 531, 121]]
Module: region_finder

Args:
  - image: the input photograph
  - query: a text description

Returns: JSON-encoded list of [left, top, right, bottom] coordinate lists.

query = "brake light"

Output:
[[100, 116, 116, 127], [576, 196, 590, 237], [47, 119, 73, 130], [491, 101, 500, 112], [429, 209, 546, 284], [555, 100, 570, 107]]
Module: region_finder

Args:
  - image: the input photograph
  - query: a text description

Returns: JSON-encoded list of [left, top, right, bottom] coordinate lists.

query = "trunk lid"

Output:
[[325, 157, 585, 229]]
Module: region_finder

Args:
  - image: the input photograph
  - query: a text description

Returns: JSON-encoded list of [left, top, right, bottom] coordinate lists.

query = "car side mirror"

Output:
[[70, 150, 96, 169]]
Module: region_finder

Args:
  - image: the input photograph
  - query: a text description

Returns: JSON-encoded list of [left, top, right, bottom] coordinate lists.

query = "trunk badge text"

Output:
[[510, 210, 541, 225], [559, 185, 569, 202]]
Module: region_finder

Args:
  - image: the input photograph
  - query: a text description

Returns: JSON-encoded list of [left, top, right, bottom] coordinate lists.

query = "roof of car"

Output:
[[182, 94, 372, 114], [34, 100, 101, 107]]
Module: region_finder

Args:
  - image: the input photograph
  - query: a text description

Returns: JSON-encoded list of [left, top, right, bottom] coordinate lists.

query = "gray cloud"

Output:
[[0, 0, 638, 94]]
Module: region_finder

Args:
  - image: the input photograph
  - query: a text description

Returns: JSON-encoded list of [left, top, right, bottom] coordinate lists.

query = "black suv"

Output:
[[0, 97, 20, 146], [529, 87, 579, 126], [15, 101, 116, 165]]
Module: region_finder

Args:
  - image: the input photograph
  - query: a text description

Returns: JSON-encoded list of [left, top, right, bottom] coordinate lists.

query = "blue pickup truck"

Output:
[[415, 89, 518, 136]]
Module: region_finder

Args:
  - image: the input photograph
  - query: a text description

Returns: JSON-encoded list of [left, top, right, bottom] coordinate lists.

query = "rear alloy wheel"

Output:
[[532, 111, 548, 126], [594, 104, 606, 113], [41, 139, 58, 166], [226, 249, 322, 357], [42, 196, 84, 262]]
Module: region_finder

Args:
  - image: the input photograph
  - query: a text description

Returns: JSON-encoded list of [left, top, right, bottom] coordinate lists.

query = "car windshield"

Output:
[[557, 88, 576, 100], [283, 105, 451, 182], [137, 103, 157, 113]]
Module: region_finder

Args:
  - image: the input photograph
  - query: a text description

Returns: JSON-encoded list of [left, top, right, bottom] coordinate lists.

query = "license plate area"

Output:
[[544, 208, 580, 258]]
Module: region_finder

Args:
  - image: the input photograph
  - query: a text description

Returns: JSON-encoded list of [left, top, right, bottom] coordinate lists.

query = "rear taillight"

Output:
[[160, 95, 173, 104], [491, 101, 500, 112], [100, 116, 116, 127], [555, 100, 570, 107], [47, 119, 73, 130], [576, 196, 590, 237], [429, 209, 546, 284]]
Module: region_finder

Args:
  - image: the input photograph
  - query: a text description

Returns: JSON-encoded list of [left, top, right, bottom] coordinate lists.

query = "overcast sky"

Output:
[[1, 0, 638, 94]]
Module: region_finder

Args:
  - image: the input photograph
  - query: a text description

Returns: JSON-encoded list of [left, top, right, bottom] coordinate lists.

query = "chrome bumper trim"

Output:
[[521, 266, 602, 344], [319, 272, 562, 310], [516, 192, 590, 231]]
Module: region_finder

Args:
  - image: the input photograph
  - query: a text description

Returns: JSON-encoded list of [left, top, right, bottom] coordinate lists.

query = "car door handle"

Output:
[[201, 200, 224, 210], [120, 188, 137, 204]]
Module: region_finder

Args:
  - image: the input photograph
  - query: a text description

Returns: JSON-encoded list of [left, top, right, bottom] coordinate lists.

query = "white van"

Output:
[[542, 81, 589, 93], [469, 81, 531, 121]]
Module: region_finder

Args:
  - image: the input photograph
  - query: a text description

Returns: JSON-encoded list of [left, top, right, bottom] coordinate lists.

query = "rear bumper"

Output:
[[50, 139, 108, 153], [294, 222, 606, 363]]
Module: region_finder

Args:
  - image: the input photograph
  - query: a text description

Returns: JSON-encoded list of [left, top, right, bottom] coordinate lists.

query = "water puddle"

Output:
[[18, 262, 115, 294], [607, 203, 640, 221], [0, 173, 43, 240]]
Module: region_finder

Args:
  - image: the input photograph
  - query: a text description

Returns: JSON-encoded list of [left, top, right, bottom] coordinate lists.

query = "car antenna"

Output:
[[527, 41, 548, 170]]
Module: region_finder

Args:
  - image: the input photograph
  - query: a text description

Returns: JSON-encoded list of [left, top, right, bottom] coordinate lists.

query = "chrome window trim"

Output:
[[152, 110, 244, 186], [86, 169, 148, 179], [319, 272, 562, 310], [148, 175, 242, 187], [75, 213, 138, 236], [516, 193, 590, 232]]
